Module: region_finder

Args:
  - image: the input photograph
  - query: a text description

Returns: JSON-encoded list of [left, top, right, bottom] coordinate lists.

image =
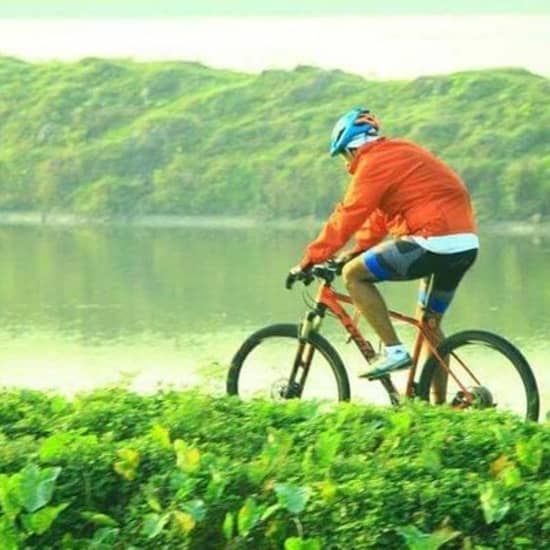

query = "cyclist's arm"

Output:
[[299, 158, 392, 267]]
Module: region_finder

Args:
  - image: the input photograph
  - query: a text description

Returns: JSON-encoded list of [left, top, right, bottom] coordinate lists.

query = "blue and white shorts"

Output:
[[362, 238, 478, 314]]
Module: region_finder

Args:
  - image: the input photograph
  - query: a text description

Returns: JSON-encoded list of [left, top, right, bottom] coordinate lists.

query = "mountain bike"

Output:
[[227, 261, 540, 421]]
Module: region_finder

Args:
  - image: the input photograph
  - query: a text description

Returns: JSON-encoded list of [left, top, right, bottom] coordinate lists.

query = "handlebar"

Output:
[[299, 260, 343, 286]]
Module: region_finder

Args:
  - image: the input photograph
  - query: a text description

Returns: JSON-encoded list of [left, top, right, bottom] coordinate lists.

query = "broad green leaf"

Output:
[[237, 497, 262, 537], [275, 484, 311, 515], [174, 511, 195, 534], [480, 484, 510, 525], [145, 493, 163, 513], [81, 511, 120, 527], [284, 537, 322, 550], [183, 499, 206, 522], [40, 433, 98, 461], [0, 474, 22, 521], [39, 434, 73, 461], [174, 440, 201, 473], [249, 429, 293, 483], [516, 435, 543, 474], [151, 424, 171, 449], [397, 525, 461, 550], [490, 455, 513, 478], [261, 503, 281, 522], [90, 527, 120, 546], [489, 455, 522, 488], [206, 470, 227, 501], [21, 503, 68, 535], [170, 471, 199, 501], [0, 516, 18, 550], [317, 480, 337, 502], [501, 466, 522, 488], [113, 448, 140, 481], [50, 395, 69, 414], [142, 512, 171, 539], [19, 465, 61, 513], [390, 411, 413, 433], [513, 537, 533, 547], [222, 512, 234, 540], [419, 447, 442, 473], [315, 430, 342, 469]]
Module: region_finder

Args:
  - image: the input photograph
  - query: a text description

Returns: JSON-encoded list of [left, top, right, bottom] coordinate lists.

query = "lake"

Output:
[[0, 222, 548, 417]]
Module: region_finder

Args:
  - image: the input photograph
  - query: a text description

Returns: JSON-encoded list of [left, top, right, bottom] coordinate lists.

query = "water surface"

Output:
[[0, 224, 548, 416]]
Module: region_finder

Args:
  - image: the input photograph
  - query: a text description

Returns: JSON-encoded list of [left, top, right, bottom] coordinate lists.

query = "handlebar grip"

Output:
[[303, 272, 315, 286], [311, 265, 336, 283]]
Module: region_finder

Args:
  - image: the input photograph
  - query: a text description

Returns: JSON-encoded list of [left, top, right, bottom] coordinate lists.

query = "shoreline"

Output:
[[0, 211, 549, 235]]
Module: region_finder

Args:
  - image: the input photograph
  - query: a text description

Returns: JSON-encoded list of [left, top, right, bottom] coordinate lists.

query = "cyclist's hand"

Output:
[[285, 264, 312, 289], [333, 251, 361, 274]]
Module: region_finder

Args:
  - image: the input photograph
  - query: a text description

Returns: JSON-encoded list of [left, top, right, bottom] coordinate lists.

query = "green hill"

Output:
[[0, 57, 549, 221]]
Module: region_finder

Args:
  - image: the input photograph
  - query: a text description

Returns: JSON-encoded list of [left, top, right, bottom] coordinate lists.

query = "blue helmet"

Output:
[[329, 108, 381, 156]]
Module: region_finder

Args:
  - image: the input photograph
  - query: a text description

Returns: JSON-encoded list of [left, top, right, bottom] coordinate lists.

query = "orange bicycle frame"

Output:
[[312, 282, 474, 401]]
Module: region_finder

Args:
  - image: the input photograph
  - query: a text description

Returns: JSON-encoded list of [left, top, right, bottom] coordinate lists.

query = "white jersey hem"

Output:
[[410, 233, 479, 254]]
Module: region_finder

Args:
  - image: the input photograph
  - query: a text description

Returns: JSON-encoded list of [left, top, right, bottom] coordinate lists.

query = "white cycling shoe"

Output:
[[359, 346, 412, 380]]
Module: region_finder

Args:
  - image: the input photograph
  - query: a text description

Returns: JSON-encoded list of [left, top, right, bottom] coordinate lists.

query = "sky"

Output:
[[0, 2, 548, 78], [1, 1, 549, 17]]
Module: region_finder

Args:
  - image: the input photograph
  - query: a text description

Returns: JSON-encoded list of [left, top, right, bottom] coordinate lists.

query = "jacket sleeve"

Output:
[[349, 209, 388, 254], [300, 156, 392, 266]]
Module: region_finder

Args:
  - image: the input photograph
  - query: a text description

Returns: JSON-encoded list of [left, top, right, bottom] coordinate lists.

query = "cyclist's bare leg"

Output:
[[342, 256, 400, 346], [416, 304, 447, 404]]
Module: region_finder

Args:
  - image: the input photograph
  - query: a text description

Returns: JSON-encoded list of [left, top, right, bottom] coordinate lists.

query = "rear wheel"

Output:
[[227, 323, 350, 402], [418, 330, 540, 421]]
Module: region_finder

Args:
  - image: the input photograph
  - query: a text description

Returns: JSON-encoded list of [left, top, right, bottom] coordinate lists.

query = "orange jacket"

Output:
[[300, 138, 477, 267]]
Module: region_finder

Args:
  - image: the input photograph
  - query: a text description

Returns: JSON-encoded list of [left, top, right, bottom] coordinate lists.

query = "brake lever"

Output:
[[302, 271, 315, 286]]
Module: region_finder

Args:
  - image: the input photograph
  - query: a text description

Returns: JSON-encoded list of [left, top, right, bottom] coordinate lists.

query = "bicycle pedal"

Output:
[[365, 372, 391, 381]]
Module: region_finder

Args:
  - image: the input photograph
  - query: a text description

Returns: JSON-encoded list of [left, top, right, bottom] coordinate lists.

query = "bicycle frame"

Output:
[[300, 281, 475, 403]]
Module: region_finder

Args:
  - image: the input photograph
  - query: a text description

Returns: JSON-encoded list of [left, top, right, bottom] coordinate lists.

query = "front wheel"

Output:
[[418, 330, 540, 421], [227, 323, 351, 402]]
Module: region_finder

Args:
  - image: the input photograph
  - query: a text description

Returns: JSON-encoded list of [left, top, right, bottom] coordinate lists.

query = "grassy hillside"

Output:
[[0, 389, 548, 548], [1, 57, 549, 221]]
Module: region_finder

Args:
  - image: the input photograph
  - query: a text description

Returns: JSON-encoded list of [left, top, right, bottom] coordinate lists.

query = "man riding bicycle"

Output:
[[286, 108, 479, 380]]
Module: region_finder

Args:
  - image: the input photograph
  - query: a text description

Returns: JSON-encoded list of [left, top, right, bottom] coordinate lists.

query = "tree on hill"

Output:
[[0, 58, 548, 221]]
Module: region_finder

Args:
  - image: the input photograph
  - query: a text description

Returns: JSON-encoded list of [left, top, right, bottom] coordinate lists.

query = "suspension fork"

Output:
[[284, 308, 325, 398]]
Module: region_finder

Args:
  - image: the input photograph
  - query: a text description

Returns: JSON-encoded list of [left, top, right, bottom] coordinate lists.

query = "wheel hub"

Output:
[[470, 386, 495, 409], [271, 378, 301, 399], [451, 386, 494, 410]]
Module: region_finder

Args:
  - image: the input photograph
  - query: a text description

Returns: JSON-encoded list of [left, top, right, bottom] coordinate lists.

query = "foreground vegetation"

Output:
[[0, 388, 548, 549], [0, 58, 549, 222]]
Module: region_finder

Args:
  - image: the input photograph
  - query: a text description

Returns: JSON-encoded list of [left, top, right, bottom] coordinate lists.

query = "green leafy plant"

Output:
[[0, 388, 548, 548], [0, 464, 67, 548]]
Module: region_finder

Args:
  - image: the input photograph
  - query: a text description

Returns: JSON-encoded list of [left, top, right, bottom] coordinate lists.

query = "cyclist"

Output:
[[286, 107, 479, 381]]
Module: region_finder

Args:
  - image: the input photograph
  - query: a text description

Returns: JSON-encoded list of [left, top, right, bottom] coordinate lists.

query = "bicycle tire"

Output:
[[227, 323, 351, 402], [417, 330, 540, 421]]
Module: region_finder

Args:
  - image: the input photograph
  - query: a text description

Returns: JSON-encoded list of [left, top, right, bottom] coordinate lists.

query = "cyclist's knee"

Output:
[[342, 256, 375, 289]]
